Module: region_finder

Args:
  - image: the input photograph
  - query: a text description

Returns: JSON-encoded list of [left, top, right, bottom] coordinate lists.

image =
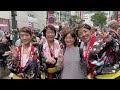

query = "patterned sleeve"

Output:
[[89, 37, 120, 67], [7, 46, 20, 73], [38, 44, 47, 63], [34, 47, 39, 57], [33, 47, 41, 64]]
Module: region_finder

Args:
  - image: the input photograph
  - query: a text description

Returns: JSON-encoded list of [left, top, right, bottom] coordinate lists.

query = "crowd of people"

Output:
[[0, 20, 120, 79]]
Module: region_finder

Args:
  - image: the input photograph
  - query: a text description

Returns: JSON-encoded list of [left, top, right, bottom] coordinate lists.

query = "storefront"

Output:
[[0, 18, 10, 33]]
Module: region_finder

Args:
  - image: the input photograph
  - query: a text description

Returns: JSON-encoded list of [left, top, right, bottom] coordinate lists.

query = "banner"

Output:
[[118, 11, 120, 24], [0, 18, 10, 32]]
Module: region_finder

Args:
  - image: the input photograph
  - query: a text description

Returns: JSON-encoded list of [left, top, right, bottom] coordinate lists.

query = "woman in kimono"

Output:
[[76, 24, 120, 79], [8, 27, 40, 79], [39, 25, 62, 79]]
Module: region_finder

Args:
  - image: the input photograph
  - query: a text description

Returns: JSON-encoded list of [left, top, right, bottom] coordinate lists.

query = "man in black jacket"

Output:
[[0, 36, 11, 66]]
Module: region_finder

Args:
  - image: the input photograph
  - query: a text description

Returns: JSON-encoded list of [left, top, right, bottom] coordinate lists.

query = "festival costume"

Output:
[[39, 38, 61, 79], [8, 44, 40, 79], [80, 33, 120, 79]]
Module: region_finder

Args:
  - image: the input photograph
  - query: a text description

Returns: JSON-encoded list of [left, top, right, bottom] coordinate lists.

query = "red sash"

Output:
[[82, 35, 96, 78], [18, 45, 34, 73], [48, 44, 55, 79]]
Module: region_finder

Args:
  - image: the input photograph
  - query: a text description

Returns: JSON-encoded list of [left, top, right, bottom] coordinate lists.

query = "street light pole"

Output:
[[11, 11, 18, 45]]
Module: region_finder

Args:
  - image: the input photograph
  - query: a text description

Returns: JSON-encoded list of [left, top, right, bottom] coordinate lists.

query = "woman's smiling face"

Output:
[[78, 28, 92, 43]]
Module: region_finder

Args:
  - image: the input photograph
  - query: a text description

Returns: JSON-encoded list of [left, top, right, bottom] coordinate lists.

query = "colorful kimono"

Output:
[[80, 34, 120, 78], [39, 38, 61, 79], [7, 44, 40, 79]]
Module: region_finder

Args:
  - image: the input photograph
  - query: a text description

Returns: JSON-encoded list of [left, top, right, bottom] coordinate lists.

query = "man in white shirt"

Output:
[[15, 38, 22, 47]]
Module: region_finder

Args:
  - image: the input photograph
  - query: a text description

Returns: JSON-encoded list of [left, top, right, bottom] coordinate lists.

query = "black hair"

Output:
[[33, 31, 38, 35], [63, 30, 78, 47], [42, 25, 56, 37], [76, 24, 91, 36]]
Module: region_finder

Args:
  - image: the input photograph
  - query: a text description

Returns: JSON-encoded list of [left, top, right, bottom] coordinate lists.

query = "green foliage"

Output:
[[91, 12, 107, 27], [68, 15, 80, 28]]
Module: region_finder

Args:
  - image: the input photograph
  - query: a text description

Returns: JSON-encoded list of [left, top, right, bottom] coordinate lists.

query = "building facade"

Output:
[[0, 11, 47, 32], [0, 11, 11, 32], [83, 13, 93, 26], [16, 11, 47, 31]]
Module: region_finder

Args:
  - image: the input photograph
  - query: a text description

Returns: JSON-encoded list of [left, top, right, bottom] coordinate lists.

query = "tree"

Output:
[[91, 12, 107, 28], [68, 15, 80, 28]]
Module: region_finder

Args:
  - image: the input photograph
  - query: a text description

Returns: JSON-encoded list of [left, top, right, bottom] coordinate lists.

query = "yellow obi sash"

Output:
[[47, 67, 57, 73], [9, 73, 22, 79], [87, 70, 120, 79]]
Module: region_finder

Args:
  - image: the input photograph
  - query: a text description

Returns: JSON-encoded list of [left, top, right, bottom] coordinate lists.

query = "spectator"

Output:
[[15, 38, 22, 47], [108, 20, 120, 39], [0, 36, 11, 66], [31, 32, 40, 48]]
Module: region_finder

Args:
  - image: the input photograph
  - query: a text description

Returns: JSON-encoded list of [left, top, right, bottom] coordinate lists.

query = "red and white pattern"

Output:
[[42, 38, 60, 59]]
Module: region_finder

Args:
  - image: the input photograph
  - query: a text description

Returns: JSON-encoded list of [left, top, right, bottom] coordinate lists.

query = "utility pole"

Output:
[[11, 11, 18, 45], [113, 11, 118, 20]]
